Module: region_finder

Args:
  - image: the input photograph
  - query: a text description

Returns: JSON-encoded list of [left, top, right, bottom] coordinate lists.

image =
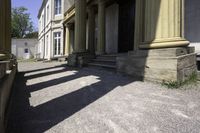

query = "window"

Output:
[[47, 5, 49, 22], [55, 0, 61, 15], [24, 48, 29, 53], [54, 32, 61, 55]]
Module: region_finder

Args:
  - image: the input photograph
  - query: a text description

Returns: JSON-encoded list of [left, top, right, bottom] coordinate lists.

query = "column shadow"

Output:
[[7, 65, 134, 133]]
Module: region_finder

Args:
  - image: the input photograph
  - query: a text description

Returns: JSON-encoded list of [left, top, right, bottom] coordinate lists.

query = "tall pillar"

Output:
[[65, 26, 70, 56], [0, 0, 6, 53], [97, 0, 106, 55], [0, 0, 11, 60], [139, 0, 189, 49], [74, 0, 86, 53], [88, 6, 95, 55], [5, 0, 11, 53], [117, 0, 196, 82]]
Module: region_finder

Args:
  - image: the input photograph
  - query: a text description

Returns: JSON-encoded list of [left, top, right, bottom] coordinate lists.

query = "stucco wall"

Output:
[[185, 0, 200, 53], [106, 3, 119, 54], [12, 39, 38, 59], [64, 0, 74, 12]]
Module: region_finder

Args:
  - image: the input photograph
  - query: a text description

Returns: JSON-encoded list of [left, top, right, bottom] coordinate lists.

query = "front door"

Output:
[[118, 0, 135, 53]]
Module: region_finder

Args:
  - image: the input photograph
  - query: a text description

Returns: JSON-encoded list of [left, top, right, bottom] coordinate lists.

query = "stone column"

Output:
[[0, 0, 11, 60], [139, 0, 189, 49], [65, 26, 70, 56], [97, 0, 106, 55], [0, 0, 6, 54], [88, 6, 95, 55], [5, 0, 11, 54], [74, 0, 87, 53]]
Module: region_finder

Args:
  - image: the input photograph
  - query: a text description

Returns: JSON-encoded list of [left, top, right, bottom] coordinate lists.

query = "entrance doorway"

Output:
[[118, 0, 135, 53]]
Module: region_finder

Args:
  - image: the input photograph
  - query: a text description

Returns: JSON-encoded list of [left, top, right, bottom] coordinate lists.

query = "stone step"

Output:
[[91, 59, 116, 64], [96, 55, 116, 60], [87, 62, 116, 69]]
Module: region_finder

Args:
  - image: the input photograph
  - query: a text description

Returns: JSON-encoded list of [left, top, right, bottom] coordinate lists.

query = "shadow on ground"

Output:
[[7, 64, 134, 133]]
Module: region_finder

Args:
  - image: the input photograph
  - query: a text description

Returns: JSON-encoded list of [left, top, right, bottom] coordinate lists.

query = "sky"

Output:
[[11, 0, 42, 30]]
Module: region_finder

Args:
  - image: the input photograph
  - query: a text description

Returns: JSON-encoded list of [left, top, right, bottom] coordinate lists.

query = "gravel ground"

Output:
[[7, 62, 200, 133]]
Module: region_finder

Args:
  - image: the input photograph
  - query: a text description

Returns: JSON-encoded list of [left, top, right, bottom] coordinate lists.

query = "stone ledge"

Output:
[[0, 65, 17, 133]]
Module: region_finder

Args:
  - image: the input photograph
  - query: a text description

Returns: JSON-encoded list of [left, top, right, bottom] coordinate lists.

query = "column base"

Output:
[[117, 47, 197, 82], [140, 38, 190, 49], [67, 52, 95, 67]]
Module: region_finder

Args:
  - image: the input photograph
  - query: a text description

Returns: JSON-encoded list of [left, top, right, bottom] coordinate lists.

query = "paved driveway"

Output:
[[7, 62, 200, 133]]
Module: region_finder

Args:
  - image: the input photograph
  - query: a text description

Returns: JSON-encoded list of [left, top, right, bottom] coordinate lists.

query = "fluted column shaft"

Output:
[[97, 0, 106, 55], [0, 0, 6, 53], [0, 0, 11, 56], [74, 0, 86, 53], [5, 0, 11, 53], [139, 0, 189, 49], [88, 6, 95, 55]]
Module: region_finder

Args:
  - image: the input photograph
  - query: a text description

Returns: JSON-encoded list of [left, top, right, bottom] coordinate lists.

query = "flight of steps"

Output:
[[87, 54, 117, 70]]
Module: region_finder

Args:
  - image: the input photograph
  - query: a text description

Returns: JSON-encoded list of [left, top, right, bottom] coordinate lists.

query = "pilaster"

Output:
[[64, 26, 70, 56]]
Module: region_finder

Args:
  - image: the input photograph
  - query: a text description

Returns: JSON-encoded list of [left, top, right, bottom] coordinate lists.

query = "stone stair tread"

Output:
[[97, 54, 117, 57], [92, 59, 116, 62], [88, 63, 116, 69]]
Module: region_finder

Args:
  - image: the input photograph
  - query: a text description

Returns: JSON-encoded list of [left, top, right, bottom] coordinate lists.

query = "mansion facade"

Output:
[[39, 0, 200, 82], [37, 0, 74, 60]]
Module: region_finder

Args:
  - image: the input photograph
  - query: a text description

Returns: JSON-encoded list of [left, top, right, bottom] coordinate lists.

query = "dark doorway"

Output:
[[118, 0, 135, 53]]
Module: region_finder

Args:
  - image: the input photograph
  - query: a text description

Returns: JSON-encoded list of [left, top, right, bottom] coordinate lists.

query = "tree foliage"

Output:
[[25, 32, 38, 38], [11, 7, 34, 38]]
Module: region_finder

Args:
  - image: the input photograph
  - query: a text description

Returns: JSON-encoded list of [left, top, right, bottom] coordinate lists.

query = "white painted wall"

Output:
[[12, 39, 38, 59]]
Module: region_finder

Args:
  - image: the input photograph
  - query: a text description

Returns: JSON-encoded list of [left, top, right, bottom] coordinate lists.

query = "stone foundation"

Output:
[[117, 47, 197, 82], [68, 52, 95, 67]]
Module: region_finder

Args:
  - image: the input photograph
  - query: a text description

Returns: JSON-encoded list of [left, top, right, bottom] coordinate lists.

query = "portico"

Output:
[[63, 0, 196, 82]]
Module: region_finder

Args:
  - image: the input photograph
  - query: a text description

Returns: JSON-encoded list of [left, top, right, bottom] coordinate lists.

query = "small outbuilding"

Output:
[[12, 39, 38, 60]]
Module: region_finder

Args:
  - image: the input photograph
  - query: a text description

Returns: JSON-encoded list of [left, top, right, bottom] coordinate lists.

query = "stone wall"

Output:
[[117, 47, 197, 82]]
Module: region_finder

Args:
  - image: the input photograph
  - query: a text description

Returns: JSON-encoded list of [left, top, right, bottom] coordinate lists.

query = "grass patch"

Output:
[[162, 72, 198, 89]]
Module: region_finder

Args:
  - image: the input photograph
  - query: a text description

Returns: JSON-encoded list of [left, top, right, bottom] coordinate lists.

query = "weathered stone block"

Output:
[[117, 47, 197, 82], [68, 53, 95, 67]]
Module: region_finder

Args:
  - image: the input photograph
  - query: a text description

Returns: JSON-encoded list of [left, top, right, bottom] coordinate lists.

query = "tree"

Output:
[[25, 31, 38, 38], [11, 7, 34, 38]]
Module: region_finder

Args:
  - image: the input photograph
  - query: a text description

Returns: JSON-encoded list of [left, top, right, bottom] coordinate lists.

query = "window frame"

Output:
[[54, 32, 61, 56], [54, 0, 61, 15]]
